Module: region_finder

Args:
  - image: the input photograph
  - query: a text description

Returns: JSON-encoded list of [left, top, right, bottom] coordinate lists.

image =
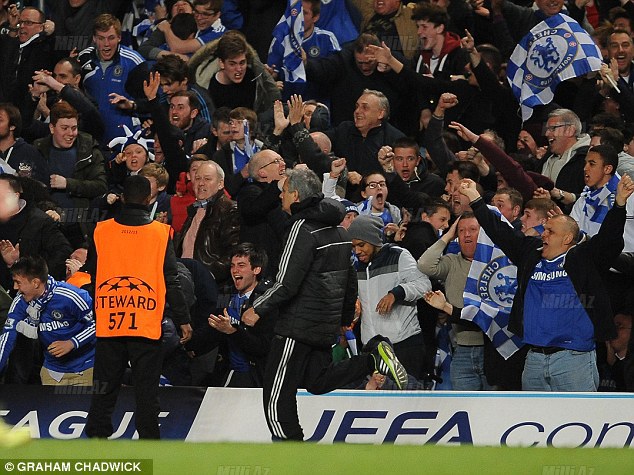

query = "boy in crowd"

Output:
[[139, 163, 171, 223], [0, 256, 95, 386]]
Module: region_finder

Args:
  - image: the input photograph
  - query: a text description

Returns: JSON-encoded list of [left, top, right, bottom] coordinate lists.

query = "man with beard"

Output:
[[152, 54, 215, 123], [168, 91, 210, 156], [0, 103, 47, 182]]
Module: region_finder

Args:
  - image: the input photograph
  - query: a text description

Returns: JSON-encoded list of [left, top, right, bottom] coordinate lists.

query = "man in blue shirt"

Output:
[[460, 175, 634, 391], [0, 256, 95, 386], [78, 14, 149, 146]]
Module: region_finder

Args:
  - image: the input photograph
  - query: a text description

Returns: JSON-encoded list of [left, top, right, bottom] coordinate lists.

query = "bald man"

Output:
[[237, 150, 289, 278], [310, 132, 332, 155], [459, 176, 634, 391]]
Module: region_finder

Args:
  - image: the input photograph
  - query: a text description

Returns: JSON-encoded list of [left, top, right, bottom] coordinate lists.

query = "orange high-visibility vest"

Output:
[[94, 219, 171, 339], [66, 271, 91, 289]]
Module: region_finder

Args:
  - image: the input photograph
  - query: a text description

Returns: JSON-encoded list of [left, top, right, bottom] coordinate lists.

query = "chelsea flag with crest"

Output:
[[462, 206, 524, 360], [507, 13, 602, 121]]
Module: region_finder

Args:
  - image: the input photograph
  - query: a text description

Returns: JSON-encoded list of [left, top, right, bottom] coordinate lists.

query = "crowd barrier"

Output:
[[1, 386, 633, 447]]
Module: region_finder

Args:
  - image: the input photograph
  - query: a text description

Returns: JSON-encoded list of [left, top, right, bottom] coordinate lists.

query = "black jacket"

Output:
[[174, 190, 240, 285], [48, 0, 129, 56], [236, 180, 287, 278], [0, 33, 55, 113], [146, 96, 188, 194], [0, 204, 72, 290], [33, 132, 108, 210], [224, 279, 278, 386], [263, 123, 333, 177], [540, 145, 589, 197], [253, 196, 357, 348], [471, 198, 624, 342], [2, 139, 49, 184], [22, 85, 105, 143], [305, 45, 408, 128], [329, 121, 406, 176]]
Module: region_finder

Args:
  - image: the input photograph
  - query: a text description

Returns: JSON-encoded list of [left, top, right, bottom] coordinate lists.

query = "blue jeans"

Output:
[[522, 349, 599, 391], [450, 345, 492, 390]]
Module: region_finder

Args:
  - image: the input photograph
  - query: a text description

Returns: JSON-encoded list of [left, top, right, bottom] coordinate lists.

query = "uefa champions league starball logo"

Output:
[[97, 276, 154, 293]]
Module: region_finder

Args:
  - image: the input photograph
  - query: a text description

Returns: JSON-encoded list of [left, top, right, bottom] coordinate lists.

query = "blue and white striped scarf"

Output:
[[17, 275, 57, 339], [232, 120, 260, 174], [582, 173, 619, 224]]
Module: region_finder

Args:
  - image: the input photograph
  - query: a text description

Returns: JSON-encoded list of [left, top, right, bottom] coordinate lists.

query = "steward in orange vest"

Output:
[[94, 219, 170, 340], [86, 175, 191, 440]]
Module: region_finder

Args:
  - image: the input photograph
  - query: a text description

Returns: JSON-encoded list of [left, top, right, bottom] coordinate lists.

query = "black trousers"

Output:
[[394, 332, 426, 381], [85, 337, 163, 439], [262, 334, 373, 441]]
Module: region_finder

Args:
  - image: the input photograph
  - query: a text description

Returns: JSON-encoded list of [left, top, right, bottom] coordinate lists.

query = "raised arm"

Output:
[[460, 178, 538, 266]]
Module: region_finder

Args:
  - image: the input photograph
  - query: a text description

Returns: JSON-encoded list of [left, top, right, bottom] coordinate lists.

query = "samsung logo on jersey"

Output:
[[531, 270, 568, 281], [39, 321, 70, 331]]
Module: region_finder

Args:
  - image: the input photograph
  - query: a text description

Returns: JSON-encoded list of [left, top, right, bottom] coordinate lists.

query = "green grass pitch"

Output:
[[1, 439, 632, 475]]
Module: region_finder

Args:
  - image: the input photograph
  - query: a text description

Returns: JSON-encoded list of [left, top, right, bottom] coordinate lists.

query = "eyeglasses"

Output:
[[18, 20, 44, 26], [545, 123, 570, 132], [259, 158, 282, 169], [365, 181, 387, 189], [193, 9, 216, 17]]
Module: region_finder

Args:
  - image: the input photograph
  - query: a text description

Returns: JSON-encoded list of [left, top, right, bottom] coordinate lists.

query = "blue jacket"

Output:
[[78, 44, 149, 145], [0, 279, 95, 374]]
